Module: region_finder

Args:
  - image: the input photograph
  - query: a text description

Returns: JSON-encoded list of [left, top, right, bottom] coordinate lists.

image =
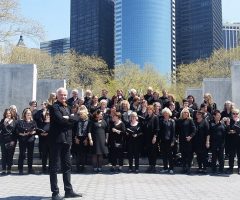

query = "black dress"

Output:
[[109, 121, 126, 166], [88, 119, 109, 155]]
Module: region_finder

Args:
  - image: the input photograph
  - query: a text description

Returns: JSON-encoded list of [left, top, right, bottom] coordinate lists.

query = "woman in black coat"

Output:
[[16, 108, 37, 175], [159, 108, 176, 174], [126, 112, 142, 173], [143, 105, 159, 173], [73, 110, 89, 173], [109, 112, 126, 172], [208, 110, 227, 174], [176, 108, 196, 174], [0, 109, 17, 175], [193, 111, 209, 174], [225, 108, 240, 174]]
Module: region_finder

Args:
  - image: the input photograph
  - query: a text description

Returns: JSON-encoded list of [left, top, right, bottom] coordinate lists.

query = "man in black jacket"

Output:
[[49, 87, 82, 200]]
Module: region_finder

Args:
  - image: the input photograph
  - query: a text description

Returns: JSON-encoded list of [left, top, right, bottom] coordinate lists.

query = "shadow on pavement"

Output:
[[0, 197, 50, 200]]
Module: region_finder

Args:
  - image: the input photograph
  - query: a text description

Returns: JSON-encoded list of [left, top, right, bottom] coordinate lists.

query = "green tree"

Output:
[[105, 61, 169, 97], [175, 47, 240, 99]]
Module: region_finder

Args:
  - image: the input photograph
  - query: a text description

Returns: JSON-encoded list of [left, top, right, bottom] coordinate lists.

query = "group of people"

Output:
[[1, 87, 240, 177]]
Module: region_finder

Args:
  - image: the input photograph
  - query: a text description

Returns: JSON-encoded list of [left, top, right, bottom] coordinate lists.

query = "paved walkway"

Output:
[[0, 171, 239, 200]]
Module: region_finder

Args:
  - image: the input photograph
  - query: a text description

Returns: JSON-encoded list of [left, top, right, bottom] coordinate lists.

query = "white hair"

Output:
[[162, 107, 172, 117], [72, 89, 79, 94], [130, 88, 137, 94], [56, 87, 68, 95], [9, 105, 17, 112], [100, 99, 107, 105]]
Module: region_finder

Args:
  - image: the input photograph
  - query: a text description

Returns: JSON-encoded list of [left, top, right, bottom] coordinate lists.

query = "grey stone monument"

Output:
[[37, 79, 66, 103], [231, 61, 240, 107], [203, 78, 232, 109], [186, 88, 203, 107], [0, 64, 37, 116]]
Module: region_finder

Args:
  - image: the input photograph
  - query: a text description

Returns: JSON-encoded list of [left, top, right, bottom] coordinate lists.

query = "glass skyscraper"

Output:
[[40, 38, 70, 56], [223, 23, 240, 50], [70, 0, 114, 68], [115, 0, 176, 75], [176, 0, 223, 66]]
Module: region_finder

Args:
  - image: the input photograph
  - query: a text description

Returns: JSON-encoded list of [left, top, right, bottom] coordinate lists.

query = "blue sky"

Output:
[[19, 0, 240, 48]]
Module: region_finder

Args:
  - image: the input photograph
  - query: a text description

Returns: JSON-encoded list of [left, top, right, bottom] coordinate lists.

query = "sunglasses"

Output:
[[233, 113, 239, 115]]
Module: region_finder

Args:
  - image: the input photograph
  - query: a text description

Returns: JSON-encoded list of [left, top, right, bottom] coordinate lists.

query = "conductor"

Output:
[[49, 87, 82, 200]]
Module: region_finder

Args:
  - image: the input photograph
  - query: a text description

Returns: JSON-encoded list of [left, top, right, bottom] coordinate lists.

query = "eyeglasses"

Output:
[[233, 113, 239, 115]]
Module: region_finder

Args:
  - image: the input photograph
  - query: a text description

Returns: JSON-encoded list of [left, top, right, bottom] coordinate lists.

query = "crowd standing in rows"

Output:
[[1, 87, 240, 176]]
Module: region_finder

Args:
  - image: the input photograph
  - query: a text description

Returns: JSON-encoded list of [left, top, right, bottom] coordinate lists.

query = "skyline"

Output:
[[19, 0, 240, 48]]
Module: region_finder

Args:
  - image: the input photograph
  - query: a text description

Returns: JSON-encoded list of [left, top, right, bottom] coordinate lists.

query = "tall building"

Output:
[[70, 0, 114, 68], [40, 38, 70, 56], [176, 0, 223, 66], [223, 23, 240, 50], [114, 0, 176, 75]]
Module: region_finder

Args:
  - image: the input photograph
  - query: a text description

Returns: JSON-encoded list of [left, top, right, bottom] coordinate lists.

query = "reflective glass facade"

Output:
[[40, 38, 70, 56], [223, 23, 240, 50], [176, 0, 223, 65], [115, 0, 175, 75], [70, 0, 114, 67]]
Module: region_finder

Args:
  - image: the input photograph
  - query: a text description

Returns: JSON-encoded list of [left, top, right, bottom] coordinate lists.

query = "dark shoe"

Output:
[[52, 193, 64, 200], [19, 170, 24, 175], [97, 168, 102, 173], [135, 169, 139, 174], [65, 191, 82, 198], [7, 170, 12, 175], [182, 168, 187, 174], [110, 167, 115, 173], [186, 168, 191, 175], [145, 166, 153, 173], [1, 171, 7, 176], [128, 168, 133, 173], [118, 167, 123, 173], [28, 169, 35, 174], [226, 168, 233, 174], [238, 168, 240, 175], [151, 166, 156, 173]]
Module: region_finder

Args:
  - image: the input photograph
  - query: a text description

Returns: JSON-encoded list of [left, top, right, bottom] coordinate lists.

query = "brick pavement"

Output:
[[0, 171, 240, 200]]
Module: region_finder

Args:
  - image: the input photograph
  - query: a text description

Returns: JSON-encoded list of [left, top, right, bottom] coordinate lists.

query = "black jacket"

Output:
[[143, 115, 159, 141], [159, 118, 176, 143], [0, 119, 17, 144], [49, 101, 79, 145], [176, 118, 196, 143]]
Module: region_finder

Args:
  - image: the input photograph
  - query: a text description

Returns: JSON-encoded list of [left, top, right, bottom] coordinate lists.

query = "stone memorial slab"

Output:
[[0, 64, 37, 116], [231, 61, 240, 108], [37, 79, 66, 103], [186, 88, 203, 107], [203, 78, 232, 109]]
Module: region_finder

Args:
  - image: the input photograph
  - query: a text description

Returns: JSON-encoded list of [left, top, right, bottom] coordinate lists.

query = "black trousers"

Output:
[[76, 143, 88, 169], [228, 138, 240, 169], [1, 143, 15, 170], [211, 146, 224, 172], [111, 146, 124, 166], [180, 142, 193, 169], [18, 140, 34, 171], [161, 141, 174, 170], [146, 143, 158, 167], [41, 139, 50, 169], [194, 149, 208, 170], [128, 140, 140, 170], [49, 143, 73, 194]]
